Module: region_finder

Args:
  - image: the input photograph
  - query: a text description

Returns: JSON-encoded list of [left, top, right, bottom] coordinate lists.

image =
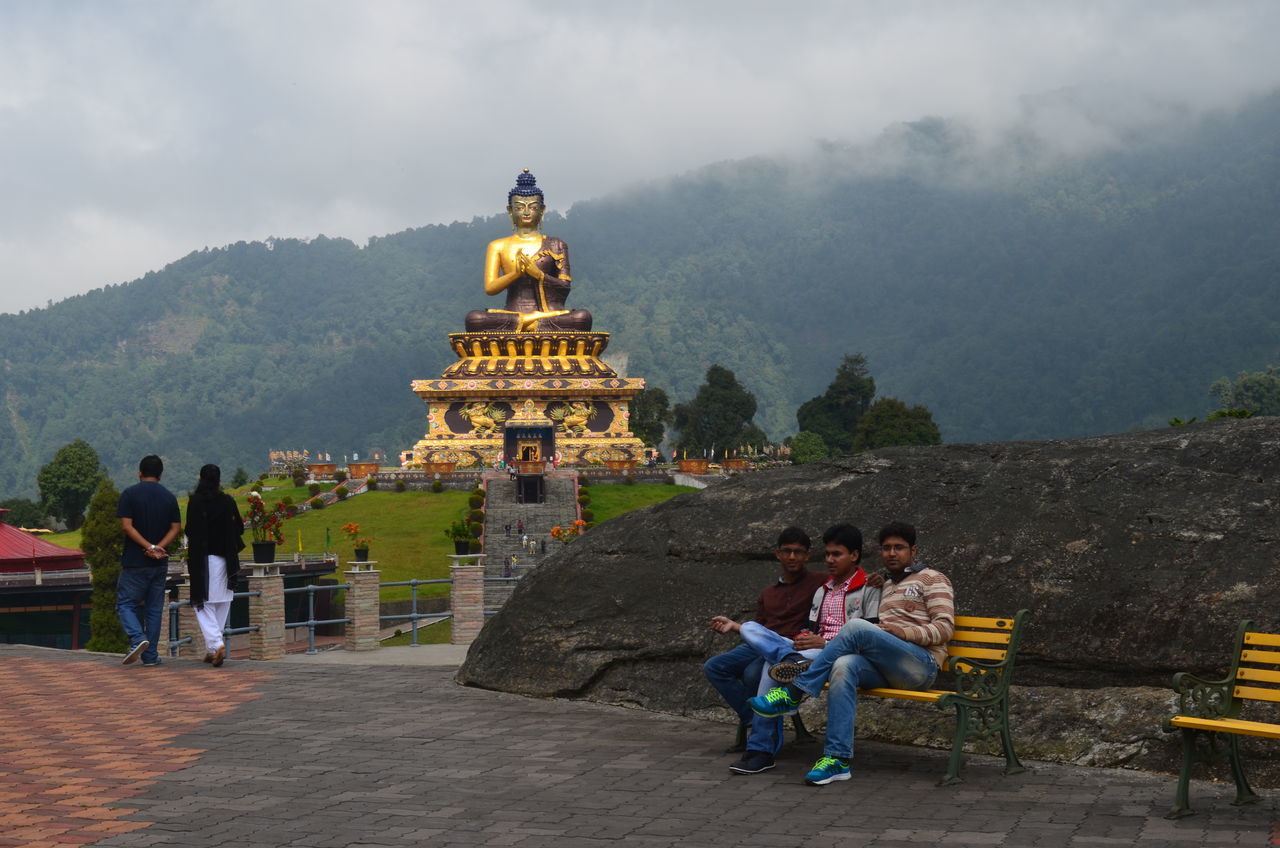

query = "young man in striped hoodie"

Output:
[[749, 520, 955, 785]]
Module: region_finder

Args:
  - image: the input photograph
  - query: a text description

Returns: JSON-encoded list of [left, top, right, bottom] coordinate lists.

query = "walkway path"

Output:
[[0, 644, 1276, 848]]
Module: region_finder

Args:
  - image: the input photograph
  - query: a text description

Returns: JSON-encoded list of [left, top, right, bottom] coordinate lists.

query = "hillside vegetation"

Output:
[[3, 92, 1280, 495]]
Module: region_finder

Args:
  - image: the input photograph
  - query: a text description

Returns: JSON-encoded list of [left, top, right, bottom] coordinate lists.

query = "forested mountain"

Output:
[[3, 91, 1279, 497]]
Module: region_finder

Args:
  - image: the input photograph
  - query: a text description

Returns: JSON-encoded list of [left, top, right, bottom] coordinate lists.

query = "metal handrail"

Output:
[[378, 578, 452, 647], [166, 589, 262, 657], [283, 582, 352, 655]]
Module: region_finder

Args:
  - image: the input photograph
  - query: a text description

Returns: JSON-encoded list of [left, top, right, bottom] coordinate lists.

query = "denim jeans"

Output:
[[116, 564, 167, 663], [791, 618, 938, 760], [738, 622, 823, 754], [703, 642, 765, 725]]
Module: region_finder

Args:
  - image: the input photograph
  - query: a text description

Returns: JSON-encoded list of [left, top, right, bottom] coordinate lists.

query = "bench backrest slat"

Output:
[[1237, 667, 1280, 685], [950, 628, 1012, 645], [1234, 684, 1280, 703], [947, 645, 1008, 662], [954, 615, 1014, 630], [1245, 631, 1280, 648]]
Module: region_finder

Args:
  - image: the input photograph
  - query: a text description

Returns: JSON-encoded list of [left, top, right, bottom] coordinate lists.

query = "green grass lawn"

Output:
[[587, 483, 698, 524], [380, 618, 451, 645]]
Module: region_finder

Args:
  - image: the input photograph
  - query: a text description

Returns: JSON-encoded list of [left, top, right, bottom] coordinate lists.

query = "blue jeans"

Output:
[[791, 618, 938, 760], [703, 642, 765, 726], [116, 565, 167, 663], [738, 622, 823, 754]]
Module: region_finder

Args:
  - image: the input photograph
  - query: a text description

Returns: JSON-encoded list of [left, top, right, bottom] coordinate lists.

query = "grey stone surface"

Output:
[[457, 417, 1280, 779], [25, 647, 1262, 848]]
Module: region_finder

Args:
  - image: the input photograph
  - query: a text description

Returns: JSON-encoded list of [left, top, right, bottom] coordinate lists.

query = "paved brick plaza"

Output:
[[0, 644, 1276, 848]]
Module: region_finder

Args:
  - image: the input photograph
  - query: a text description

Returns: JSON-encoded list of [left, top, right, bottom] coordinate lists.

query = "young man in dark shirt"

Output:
[[704, 527, 824, 756], [116, 455, 182, 666]]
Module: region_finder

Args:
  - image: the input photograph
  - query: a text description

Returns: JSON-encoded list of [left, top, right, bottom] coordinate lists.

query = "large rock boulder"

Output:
[[457, 417, 1280, 782]]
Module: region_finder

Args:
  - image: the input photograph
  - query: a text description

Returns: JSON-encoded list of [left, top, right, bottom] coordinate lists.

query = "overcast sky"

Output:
[[2, 1, 1279, 314]]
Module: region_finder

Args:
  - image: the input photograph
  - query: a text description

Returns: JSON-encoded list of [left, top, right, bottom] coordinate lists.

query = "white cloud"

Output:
[[1, 0, 1279, 313]]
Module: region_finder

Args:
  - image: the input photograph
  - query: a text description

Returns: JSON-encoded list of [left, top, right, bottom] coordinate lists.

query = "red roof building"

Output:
[[0, 512, 85, 573]]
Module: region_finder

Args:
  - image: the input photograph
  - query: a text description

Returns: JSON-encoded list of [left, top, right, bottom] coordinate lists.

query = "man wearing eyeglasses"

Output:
[[708, 523, 881, 775], [704, 527, 824, 758]]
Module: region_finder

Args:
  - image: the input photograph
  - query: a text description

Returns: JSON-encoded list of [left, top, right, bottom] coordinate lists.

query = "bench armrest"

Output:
[[1171, 670, 1234, 719], [937, 657, 1012, 706]]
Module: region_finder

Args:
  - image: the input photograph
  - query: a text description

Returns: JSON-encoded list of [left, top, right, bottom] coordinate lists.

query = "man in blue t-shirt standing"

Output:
[[116, 455, 182, 666]]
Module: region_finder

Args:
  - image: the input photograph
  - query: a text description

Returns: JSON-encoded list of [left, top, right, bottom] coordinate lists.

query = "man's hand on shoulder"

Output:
[[866, 572, 885, 589], [792, 631, 825, 651], [708, 615, 740, 634]]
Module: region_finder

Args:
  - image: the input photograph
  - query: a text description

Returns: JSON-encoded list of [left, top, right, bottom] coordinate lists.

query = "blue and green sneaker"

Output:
[[804, 755, 851, 785], [748, 685, 803, 717]]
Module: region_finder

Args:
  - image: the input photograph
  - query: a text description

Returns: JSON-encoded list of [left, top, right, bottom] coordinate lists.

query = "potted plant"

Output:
[[444, 519, 472, 555], [245, 491, 289, 563], [342, 521, 373, 562]]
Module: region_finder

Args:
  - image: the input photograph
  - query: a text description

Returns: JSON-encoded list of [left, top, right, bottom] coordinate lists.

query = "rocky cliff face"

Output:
[[457, 417, 1280, 781]]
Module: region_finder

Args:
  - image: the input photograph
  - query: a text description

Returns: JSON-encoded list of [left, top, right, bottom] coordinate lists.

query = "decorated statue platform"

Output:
[[407, 170, 647, 469]]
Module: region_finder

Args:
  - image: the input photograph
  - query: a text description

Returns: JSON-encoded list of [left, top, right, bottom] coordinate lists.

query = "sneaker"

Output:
[[749, 685, 804, 717], [804, 755, 851, 785], [122, 641, 149, 665], [769, 658, 812, 683], [728, 751, 775, 774], [141, 658, 163, 667]]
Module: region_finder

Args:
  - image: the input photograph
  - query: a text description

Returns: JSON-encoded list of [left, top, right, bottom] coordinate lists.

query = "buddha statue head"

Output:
[[507, 168, 545, 232]]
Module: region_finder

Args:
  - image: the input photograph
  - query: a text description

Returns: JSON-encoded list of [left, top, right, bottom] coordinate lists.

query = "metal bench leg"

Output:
[[1165, 729, 1198, 819], [997, 699, 1026, 776], [939, 705, 968, 786], [1226, 736, 1260, 807], [792, 713, 817, 744]]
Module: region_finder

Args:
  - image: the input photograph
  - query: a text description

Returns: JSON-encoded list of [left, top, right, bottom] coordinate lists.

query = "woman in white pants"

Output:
[[185, 464, 245, 666]]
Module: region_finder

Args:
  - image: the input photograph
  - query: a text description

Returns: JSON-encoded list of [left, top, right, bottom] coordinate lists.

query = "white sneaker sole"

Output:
[[122, 641, 149, 665], [805, 770, 851, 785]]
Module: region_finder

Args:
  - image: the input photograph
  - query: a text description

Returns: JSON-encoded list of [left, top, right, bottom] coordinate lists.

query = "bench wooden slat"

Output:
[[948, 645, 1007, 661], [953, 615, 1013, 630], [1169, 715, 1280, 740], [1241, 649, 1280, 664], [949, 628, 1012, 645], [862, 687, 945, 703], [1234, 684, 1280, 703], [1245, 632, 1280, 648], [1237, 667, 1280, 685]]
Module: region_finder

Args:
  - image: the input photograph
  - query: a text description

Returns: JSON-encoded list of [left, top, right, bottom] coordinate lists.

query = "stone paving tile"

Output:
[[3, 644, 1280, 847]]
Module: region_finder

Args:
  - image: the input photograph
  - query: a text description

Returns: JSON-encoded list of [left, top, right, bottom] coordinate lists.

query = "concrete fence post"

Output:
[[450, 557, 485, 645], [345, 565, 381, 651], [247, 564, 285, 660]]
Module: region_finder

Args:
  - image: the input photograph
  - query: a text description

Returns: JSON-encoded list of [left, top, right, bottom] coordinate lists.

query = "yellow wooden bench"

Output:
[[1165, 619, 1280, 818], [795, 610, 1030, 785]]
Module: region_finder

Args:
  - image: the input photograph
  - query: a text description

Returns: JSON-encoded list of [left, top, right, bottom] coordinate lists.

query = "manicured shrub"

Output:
[[471, 487, 485, 499], [366, 477, 378, 491], [577, 494, 590, 505], [395, 479, 407, 492], [469, 522, 483, 538], [468, 539, 482, 553], [291, 472, 307, 487], [309, 496, 325, 510], [580, 508, 595, 522], [334, 470, 348, 483], [251, 482, 263, 493], [334, 485, 349, 500], [468, 494, 484, 509], [281, 495, 294, 506], [430, 480, 443, 492], [308, 483, 322, 496], [468, 509, 485, 522], [623, 473, 636, 485]]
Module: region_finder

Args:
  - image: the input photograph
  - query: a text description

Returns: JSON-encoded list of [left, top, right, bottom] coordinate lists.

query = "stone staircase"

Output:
[[481, 470, 580, 610]]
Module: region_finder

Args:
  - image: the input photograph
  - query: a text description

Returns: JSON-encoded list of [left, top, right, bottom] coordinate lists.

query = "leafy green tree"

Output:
[[790, 431, 830, 464], [231, 467, 250, 488], [673, 365, 767, 460], [36, 440, 106, 530], [1209, 366, 1280, 416], [631, 387, 672, 448], [852, 397, 942, 451], [796, 354, 877, 454], [0, 497, 45, 528], [83, 478, 129, 652]]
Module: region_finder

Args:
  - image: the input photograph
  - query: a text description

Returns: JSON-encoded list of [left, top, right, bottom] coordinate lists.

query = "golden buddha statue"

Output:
[[464, 169, 592, 333]]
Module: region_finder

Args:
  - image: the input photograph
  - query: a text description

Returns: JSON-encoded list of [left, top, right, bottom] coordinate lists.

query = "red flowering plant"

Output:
[[245, 491, 289, 544], [549, 519, 588, 545], [341, 522, 373, 551]]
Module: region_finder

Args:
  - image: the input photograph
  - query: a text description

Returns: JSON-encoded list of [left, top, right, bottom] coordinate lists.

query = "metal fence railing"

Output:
[[284, 583, 352, 655], [166, 589, 261, 657], [378, 578, 453, 646]]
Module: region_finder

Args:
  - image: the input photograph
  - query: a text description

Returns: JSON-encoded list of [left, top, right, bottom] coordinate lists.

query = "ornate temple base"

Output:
[[409, 330, 647, 468]]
